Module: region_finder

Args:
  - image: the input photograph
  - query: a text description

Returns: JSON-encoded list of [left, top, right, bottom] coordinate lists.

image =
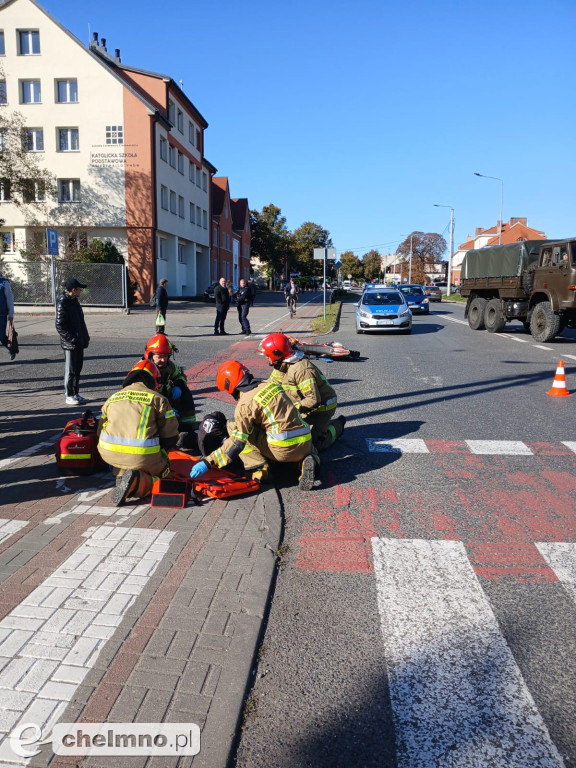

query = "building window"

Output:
[[105, 125, 123, 145], [196, 129, 201, 150], [178, 195, 184, 218], [189, 122, 195, 146], [178, 243, 185, 263], [0, 81, 6, 105], [0, 32, 5, 56], [23, 179, 46, 203], [21, 80, 41, 104], [2, 232, 14, 252], [160, 185, 168, 210], [177, 109, 183, 133], [158, 237, 167, 260], [58, 128, 79, 152], [159, 136, 167, 161], [169, 145, 176, 168], [189, 203, 195, 224], [56, 79, 78, 103], [58, 179, 80, 203], [197, 206, 202, 227], [0, 180, 11, 202], [177, 152, 184, 174], [22, 128, 44, 152], [202, 172, 207, 192], [196, 167, 201, 187], [168, 100, 175, 125], [203, 210, 208, 229], [189, 163, 195, 182], [18, 30, 40, 55], [170, 190, 176, 214]]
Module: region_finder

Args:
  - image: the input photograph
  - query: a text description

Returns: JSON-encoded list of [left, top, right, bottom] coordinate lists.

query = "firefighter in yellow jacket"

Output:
[[189, 359, 319, 491], [259, 333, 345, 451], [98, 360, 179, 505]]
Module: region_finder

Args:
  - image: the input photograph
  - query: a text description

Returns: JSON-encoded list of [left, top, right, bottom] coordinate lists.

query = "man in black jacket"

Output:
[[213, 276, 230, 336], [55, 277, 90, 406], [234, 278, 252, 335], [155, 278, 169, 333]]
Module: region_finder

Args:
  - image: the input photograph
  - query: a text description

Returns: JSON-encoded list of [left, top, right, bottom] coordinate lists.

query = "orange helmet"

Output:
[[259, 333, 294, 364], [128, 359, 161, 390], [216, 360, 248, 395], [145, 333, 173, 358]]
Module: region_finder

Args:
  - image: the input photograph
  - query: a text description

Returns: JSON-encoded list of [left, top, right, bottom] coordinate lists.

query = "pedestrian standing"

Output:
[[234, 278, 252, 335], [213, 277, 230, 335], [0, 272, 15, 361], [247, 278, 257, 307], [55, 277, 90, 405], [155, 278, 169, 334]]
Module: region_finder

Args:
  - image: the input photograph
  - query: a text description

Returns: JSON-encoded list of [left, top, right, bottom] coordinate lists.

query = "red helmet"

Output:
[[259, 333, 294, 364], [128, 359, 161, 390], [145, 333, 173, 358], [216, 360, 248, 395]]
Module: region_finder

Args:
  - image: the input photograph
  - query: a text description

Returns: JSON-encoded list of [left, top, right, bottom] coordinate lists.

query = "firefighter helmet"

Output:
[[128, 359, 161, 391], [216, 360, 248, 395], [144, 333, 173, 358], [259, 333, 294, 364]]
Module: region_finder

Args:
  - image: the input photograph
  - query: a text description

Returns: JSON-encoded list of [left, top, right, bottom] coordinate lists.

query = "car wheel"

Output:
[[356, 328, 363, 334]]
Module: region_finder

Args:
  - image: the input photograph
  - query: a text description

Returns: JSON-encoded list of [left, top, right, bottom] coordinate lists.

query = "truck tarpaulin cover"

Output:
[[461, 240, 549, 279]]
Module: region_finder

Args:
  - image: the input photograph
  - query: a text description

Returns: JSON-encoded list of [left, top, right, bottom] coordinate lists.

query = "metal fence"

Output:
[[2, 258, 128, 308]]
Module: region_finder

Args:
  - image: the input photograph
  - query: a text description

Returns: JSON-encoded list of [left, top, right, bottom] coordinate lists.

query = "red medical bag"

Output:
[[55, 410, 107, 473]]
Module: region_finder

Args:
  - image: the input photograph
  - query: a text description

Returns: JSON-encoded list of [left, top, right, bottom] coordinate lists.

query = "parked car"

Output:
[[398, 284, 430, 314], [424, 284, 442, 302], [203, 282, 218, 301], [356, 288, 412, 334]]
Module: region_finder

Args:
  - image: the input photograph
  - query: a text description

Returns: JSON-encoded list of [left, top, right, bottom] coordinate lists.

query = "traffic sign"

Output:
[[313, 247, 337, 260], [334, 260, 342, 269], [46, 228, 59, 256]]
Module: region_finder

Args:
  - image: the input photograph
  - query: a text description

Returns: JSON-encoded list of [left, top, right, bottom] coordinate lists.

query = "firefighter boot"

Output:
[[112, 470, 140, 507], [298, 455, 316, 491]]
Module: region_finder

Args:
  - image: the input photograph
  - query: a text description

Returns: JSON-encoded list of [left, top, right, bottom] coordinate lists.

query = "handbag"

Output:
[[155, 312, 165, 327], [7, 322, 18, 356]]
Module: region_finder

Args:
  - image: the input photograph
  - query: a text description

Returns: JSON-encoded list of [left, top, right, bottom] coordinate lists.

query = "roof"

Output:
[[211, 177, 229, 217], [458, 218, 546, 250], [231, 198, 249, 230]]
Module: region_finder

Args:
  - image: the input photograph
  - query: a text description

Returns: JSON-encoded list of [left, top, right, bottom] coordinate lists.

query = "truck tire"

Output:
[[484, 298, 506, 333], [529, 301, 561, 342], [468, 297, 487, 330], [522, 264, 537, 295]]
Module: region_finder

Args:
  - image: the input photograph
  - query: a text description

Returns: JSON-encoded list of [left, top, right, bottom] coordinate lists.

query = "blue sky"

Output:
[[43, 0, 576, 257]]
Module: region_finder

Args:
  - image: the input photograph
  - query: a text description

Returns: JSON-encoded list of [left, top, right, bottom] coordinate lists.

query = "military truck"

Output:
[[460, 239, 576, 342]]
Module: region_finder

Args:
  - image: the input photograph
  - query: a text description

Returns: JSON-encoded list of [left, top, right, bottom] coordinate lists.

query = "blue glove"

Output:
[[171, 386, 182, 400], [190, 460, 209, 479]]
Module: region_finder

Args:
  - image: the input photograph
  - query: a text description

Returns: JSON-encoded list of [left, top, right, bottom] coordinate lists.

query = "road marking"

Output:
[[536, 543, 576, 604], [0, 441, 55, 471], [533, 345, 554, 351], [371, 538, 565, 768], [0, 525, 174, 764], [562, 442, 576, 454], [502, 333, 529, 343], [0, 521, 28, 545], [563, 354, 576, 362], [466, 440, 533, 455], [366, 438, 429, 454]]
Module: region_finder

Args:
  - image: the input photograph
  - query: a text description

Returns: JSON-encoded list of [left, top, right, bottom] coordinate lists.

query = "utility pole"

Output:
[[409, 235, 413, 284]]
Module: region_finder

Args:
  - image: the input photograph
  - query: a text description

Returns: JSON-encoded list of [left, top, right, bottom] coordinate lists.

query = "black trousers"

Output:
[[64, 347, 84, 396], [214, 306, 229, 333]]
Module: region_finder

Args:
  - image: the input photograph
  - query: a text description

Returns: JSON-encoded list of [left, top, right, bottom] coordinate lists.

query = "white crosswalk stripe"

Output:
[[372, 538, 565, 768], [0, 521, 27, 546], [0, 525, 175, 766]]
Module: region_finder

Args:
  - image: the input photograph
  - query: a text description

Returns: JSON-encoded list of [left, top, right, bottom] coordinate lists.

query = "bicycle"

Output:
[[286, 294, 298, 317]]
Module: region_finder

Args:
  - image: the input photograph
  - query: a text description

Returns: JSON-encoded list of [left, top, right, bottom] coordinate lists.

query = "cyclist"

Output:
[[284, 278, 299, 316]]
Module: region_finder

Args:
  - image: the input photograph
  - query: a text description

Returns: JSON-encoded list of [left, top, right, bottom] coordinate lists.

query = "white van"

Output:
[[342, 280, 351, 290]]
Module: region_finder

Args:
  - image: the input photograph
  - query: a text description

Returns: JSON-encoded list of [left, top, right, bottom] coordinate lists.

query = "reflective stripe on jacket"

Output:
[[270, 358, 337, 415], [207, 380, 311, 469]]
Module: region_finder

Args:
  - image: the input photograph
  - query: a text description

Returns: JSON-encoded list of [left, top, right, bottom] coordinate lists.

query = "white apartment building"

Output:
[[0, 0, 213, 300]]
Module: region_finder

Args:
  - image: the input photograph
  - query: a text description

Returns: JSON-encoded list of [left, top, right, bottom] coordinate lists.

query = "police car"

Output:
[[355, 284, 412, 334]]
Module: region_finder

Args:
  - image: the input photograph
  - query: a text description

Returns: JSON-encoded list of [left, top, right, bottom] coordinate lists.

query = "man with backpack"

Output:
[[0, 272, 15, 361]]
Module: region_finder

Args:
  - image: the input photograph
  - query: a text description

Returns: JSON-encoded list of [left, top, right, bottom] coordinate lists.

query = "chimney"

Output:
[[93, 32, 99, 43], [475, 227, 483, 237], [101, 37, 107, 51], [509, 217, 527, 227], [115, 48, 121, 62]]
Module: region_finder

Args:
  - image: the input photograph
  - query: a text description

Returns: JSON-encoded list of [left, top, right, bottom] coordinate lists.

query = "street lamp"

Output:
[[474, 172, 504, 244], [434, 204, 454, 291]]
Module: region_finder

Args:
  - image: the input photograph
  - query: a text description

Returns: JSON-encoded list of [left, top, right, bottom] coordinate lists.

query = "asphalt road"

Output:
[[236, 299, 576, 768]]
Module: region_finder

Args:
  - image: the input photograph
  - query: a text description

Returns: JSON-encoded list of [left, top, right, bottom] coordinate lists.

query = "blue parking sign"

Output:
[[46, 228, 59, 256]]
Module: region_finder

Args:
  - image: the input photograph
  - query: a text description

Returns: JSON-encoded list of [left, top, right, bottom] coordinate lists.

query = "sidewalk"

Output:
[[0, 293, 330, 768]]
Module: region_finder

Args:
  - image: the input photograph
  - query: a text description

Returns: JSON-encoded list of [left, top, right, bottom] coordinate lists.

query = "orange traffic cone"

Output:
[[547, 360, 572, 397]]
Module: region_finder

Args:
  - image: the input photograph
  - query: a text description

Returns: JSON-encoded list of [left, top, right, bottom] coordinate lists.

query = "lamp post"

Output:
[[434, 204, 454, 292], [474, 172, 504, 244]]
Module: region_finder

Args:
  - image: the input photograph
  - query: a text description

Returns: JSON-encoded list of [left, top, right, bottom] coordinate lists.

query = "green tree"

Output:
[[291, 222, 332, 277], [339, 250, 362, 281], [396, 231, 447, 284], [361, 249, 382, 282], [250, 204, 291, 279]]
